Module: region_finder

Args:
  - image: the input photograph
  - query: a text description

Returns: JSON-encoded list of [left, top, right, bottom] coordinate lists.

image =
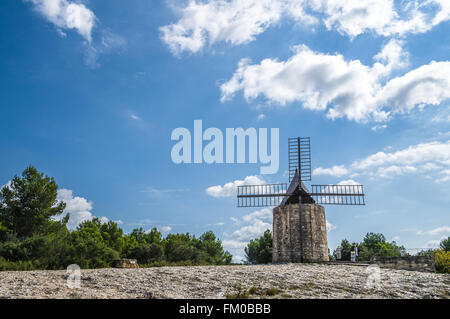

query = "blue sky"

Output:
[[0, 0, 449, 262]]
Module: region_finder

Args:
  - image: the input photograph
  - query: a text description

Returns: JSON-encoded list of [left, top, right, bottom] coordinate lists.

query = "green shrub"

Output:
[[434, 249, 450, 274]]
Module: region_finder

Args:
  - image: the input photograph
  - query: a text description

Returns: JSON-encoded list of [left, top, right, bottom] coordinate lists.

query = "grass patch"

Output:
[[227, 285, 281, 299], [225, 285, 250, 299]]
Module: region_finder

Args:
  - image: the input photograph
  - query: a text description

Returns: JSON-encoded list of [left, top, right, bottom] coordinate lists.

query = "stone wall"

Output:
[[372, 256, 435, 272], [273, 203, 329, 263]]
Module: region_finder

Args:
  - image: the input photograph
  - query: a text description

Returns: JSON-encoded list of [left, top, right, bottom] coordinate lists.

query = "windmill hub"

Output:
[[236, 137, 365, 263]]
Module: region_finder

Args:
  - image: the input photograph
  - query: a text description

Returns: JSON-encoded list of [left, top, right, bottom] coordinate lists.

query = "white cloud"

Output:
[[28, 0, 96, 42], [222, 240, 248, 250], [160, 226, 172, 232], [206, 175, 265, 198], [130, 114, 140, 121], [372, 39, 409, 77], [426, 239, 441, 248], [222, 208, 273, 262], [231, 218, 271, 242], [437, 169, 450, 183], [314, 0, 398, 38], [427, 226, 450, 236], [27, 2, 124, 68], [337, 179, 361, 186], [56, 188, 93, 228], [313, 165, 348, 177], [376, 61, 450, 113], [242, 208, 272, 224], [314, 0, 449, 38], [160, 0, 316, 55], [99, 216, 109, 224], [56, 188, 108, 229], [326, 220, 336, 232], [1, 181, 12, 190], [316, 140, 450, 182], [371, 124, 387, 131], [160, 0, 450, 54], [231, 255, 244, 263], [221, 41, 416, 122]]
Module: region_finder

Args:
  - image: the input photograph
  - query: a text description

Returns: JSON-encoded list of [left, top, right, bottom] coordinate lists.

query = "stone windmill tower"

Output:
[[237, 137, 365, 263]]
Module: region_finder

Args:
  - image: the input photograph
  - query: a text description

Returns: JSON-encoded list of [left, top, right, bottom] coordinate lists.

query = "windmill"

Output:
[[236, 137, 365, 263]]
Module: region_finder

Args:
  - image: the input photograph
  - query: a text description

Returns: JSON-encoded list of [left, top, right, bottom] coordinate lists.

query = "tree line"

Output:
[[244, 230, 450, 273], [0, 166, 232, 270]]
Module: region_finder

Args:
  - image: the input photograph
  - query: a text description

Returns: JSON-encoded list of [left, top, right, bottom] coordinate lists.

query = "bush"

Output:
[[244, 229, 272, 264], [0, 166, 234, 270], [434, 249, 450, 274]]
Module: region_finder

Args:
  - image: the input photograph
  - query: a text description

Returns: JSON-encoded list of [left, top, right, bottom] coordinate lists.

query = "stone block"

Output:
[[113, 259, 139, 269]]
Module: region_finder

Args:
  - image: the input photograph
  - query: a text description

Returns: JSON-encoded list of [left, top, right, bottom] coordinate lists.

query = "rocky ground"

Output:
[[0, 263, 449, 299]]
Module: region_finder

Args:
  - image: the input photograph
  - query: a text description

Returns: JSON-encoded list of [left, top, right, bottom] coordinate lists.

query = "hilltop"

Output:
[[1, 263, 449, 299]]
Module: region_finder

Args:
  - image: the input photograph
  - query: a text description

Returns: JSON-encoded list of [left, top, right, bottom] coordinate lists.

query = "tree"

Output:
[[336, 239, 352, 261], [69, 218, 119, 268], [244, 229, 272, 264], [99, 220, 125, 253], [440, 237, 450, 252], [128, 242, 163, 264], [334, 233, 405, 261], [0, 166, 235, 270], [361, 233, 386, 251], [199, 231, 232, 264], [164, 233, 199, 262], [0, 166, 66, 238]]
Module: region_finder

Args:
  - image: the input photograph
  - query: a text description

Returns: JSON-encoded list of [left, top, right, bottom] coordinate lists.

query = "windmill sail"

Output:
[[288, 137, 311, 182], [310, 184, 365, 205], [237, 183, 287, 207], [236, 137, 365, 208]]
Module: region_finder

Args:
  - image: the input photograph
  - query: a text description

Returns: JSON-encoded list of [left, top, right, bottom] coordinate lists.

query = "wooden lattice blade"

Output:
[[288, 137, 311, 182], [237, 183, 288, 207], [310, 184, 365, 205]]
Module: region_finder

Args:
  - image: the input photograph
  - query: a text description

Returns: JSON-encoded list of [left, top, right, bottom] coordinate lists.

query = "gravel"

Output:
[[0, 263, 449, 299]]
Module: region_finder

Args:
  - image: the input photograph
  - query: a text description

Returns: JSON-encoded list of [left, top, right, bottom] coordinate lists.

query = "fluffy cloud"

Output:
[[242, 208, 272, 224], [222, 239, 248, 250], [206, 175, 265, 197], [27, 1, 125, 68], [160, 0, 316, 55], [161, 0, 450, 54], [160, 226, 172, 232], [326, 220, 336, 232], [315, 0, 450, 38], [314, 0, 397, 38], [221, 40, 450, 122], [56, 188, 109, 229], [313, 165, 348, 177], [314, 140, 450, 182], [376, 61, 450, 113], [230, 214, 271, 242], [221, 209, 272, 263], [427, 226, 450, 236], [28, 0, 96, 42]]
